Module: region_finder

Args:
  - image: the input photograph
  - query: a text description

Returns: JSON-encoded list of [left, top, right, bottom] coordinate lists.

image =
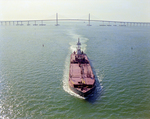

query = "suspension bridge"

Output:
[[0, 13, 150, 26]]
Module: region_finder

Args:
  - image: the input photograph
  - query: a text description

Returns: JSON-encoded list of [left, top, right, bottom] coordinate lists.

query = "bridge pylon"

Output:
[[87, 13, 91, 26], [55, 13, 59, 26]]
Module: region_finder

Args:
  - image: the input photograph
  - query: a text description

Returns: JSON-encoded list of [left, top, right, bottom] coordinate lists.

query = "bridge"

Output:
[[0, 13, 150, 26]]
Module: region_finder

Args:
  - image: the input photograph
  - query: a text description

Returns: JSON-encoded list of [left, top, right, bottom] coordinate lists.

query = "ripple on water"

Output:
[[1, 25, 150, 118]]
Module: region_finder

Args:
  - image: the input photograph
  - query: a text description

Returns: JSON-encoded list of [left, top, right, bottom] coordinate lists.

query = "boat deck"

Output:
[[69, 53, 95, 86]]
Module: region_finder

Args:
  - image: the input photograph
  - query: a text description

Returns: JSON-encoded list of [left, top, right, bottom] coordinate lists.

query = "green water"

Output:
[[0, 22, 150, 118]]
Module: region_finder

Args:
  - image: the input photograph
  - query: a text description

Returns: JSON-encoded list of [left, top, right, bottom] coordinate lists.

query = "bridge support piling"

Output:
[[100, 21, 106, 26], [107, 21, 111, 26], [40, 20, 46, 26], [113, 22, 117, 26], [27, 21, 30, 26], [124, 22, 126, 26], [119, 22, 121, 26], [127, 22, 128, 26], [33, 21, 38, 26], [130, 23, 132, 26], [16, 21, 19, 26], [20, 21, 23, 26]]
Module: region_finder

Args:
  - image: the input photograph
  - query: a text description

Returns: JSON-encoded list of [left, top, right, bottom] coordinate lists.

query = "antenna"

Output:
[[76, 38, 82, 55], [77, 38, 81, 46]]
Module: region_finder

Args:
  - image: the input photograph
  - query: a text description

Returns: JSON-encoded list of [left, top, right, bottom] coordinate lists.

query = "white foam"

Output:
[[62, 53, 85, 99]]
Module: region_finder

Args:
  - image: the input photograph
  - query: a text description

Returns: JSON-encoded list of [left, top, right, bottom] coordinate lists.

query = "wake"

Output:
[[62, 31, 103, 100]]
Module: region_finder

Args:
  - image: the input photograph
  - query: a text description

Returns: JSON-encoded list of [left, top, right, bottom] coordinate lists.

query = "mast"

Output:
[[77, 38, 82, 55]]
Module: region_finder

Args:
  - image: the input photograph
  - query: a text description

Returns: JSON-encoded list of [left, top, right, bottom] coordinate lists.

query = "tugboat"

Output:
[[69, 38, 95, 97]]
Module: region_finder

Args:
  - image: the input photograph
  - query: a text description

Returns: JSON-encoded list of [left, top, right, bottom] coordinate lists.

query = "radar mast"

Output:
[[77, 38, 82, 55]]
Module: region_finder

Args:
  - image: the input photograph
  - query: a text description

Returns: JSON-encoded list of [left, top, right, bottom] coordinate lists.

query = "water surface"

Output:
[[0, 22, 150, 118]]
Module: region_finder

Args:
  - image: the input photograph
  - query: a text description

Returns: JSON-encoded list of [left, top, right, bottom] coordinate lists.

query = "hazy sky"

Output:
[[0, 0, 150, 22]]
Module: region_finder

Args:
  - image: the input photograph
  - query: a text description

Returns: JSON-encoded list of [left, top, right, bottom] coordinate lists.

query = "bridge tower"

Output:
[[87, 13, 91, 26], [55, 13, 59, 26]]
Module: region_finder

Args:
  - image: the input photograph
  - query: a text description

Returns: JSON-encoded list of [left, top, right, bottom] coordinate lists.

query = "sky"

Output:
[[0, 0, 150, 22]]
